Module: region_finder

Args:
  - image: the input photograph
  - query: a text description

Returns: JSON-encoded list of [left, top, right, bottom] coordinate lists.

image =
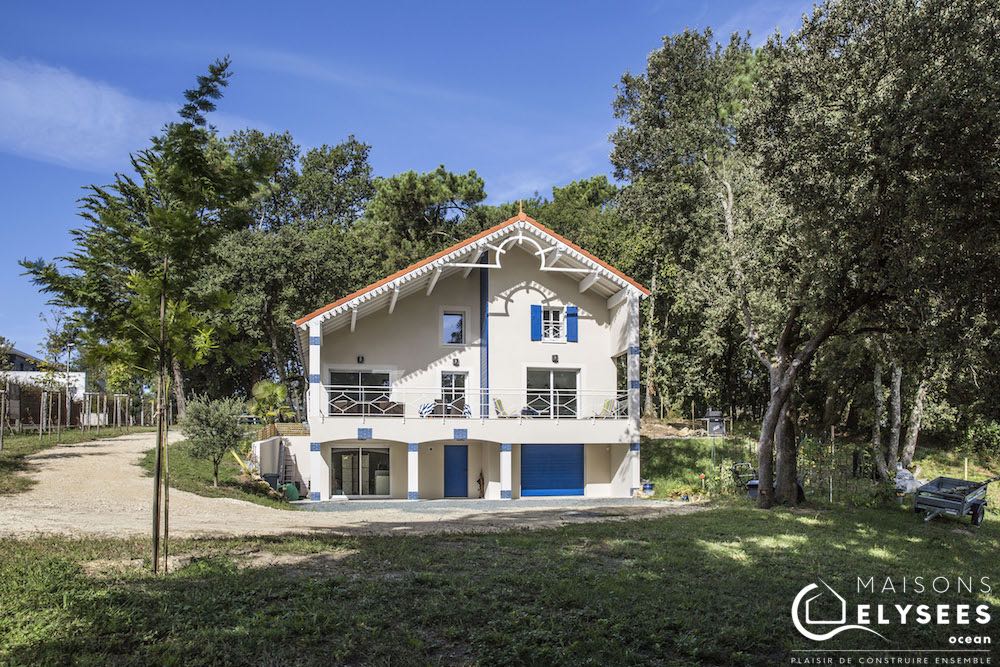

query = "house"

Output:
[[262, 212, 649, 501], [7, 348, 41, 371]]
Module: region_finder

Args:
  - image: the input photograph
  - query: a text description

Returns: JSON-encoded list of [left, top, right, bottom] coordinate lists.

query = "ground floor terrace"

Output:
[[271, 437, 641, 501]]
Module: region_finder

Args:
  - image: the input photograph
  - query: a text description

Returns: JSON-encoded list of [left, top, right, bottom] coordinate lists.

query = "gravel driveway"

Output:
[[0, 431, 704, 538]]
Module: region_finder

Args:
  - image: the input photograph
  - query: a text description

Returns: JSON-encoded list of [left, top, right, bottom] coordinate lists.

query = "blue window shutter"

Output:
[[530, 304, 542, 341], [566, 306, 579, 342]]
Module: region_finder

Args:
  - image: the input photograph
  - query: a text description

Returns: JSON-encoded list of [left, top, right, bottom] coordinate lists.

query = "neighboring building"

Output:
[[263, 213, 649, 501], [7, 348, 41, 371]]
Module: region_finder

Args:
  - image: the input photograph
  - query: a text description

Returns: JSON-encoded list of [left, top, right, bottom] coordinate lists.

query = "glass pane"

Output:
[[361, 448, 390, 495], [553, 370, 578, 416], [443, 312, 464, 344], [330, 371, 359, 386], [332, 450, 359, 495], [526, 369, 551, 417], [442, 372, 467, 415]]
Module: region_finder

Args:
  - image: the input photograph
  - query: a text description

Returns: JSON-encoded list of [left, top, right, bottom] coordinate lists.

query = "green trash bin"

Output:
[[281, 483, 300, 501]]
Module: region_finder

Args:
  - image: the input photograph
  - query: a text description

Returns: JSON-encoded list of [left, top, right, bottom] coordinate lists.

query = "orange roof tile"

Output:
[[294, 213, 650, 326]]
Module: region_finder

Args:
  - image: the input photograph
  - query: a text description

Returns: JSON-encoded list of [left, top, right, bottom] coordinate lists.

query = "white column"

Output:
[[500, 443, 512, 499], [308, 442, 329, 500], [407, 443, 420, 500], [627, 292, 641, 496], [308, 321, 324, 420]]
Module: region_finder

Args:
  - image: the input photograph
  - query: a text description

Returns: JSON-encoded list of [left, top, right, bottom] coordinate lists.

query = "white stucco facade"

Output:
[[275, 214, 647, 502]]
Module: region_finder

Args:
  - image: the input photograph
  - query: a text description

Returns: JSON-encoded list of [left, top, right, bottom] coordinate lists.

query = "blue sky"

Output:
[[0, 0, 810, 354]]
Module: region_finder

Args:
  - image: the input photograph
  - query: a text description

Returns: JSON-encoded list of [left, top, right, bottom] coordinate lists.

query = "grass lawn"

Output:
[[0, 503, 996, 665], [0, 427, 154, 495], [138, 439, 288, 509]]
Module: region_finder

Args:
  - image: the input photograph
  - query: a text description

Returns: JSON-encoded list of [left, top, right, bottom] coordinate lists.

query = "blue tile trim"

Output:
[[500, 443, 512, 452], [629, 380, 640, 389], [630, 442, 641, 452], [407, 491, 419, 500], [500, 489, 512, 499], [453, 428, 468, 441], [479, 252, 489, 418], [407, 442, 419, 453], [309, 336, 321, 345], [309, 442, 321, 452], [309, 491, 321, 501], [628, 345, 640, 355], [358, 427, 372, 440], [308, 374, 321, 384]]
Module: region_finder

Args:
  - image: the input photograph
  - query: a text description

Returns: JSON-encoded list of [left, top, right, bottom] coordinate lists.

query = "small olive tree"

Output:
[[182, 395, 247, 487]]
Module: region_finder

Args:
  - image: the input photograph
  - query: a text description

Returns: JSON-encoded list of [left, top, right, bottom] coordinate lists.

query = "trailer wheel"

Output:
[[971, 503, 985, 527]]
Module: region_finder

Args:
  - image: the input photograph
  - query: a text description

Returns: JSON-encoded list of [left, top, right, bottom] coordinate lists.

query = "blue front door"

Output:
[[444, 445, 468, 497], [521, 444, 585, 496]]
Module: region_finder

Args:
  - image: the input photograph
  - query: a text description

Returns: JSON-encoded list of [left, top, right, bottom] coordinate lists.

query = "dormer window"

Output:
[[542, 307, 563, 341]]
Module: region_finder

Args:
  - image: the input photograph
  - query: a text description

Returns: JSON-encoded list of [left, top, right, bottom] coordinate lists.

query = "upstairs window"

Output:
[[542, 307, 563, 341], [442, 311, 465, 345]]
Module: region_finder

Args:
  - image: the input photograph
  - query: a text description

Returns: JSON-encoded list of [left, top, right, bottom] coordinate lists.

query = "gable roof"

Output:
[[294, 212, 650, 328]]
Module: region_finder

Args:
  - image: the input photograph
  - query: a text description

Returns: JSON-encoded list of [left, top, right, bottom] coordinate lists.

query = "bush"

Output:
[[181, 395, 247, 487], [964, 419, 1000, 470]]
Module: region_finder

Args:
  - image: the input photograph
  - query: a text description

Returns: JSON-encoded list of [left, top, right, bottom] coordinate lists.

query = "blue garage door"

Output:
[[444, 445, 468, 497], [521, 444, 584, 496]]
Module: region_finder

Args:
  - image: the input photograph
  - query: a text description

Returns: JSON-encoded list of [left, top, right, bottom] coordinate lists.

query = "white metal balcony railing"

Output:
[[313, 385, 629, 421]]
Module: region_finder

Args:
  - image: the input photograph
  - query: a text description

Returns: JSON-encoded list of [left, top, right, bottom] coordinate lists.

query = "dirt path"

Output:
[[0, 431, 705, 538]]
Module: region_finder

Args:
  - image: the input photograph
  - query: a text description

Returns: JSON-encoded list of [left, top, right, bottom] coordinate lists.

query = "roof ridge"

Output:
[[293, 212, 649, 326]]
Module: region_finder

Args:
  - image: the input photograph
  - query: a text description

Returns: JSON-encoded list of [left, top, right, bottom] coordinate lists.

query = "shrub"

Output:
[[182, 395, 247, 487]]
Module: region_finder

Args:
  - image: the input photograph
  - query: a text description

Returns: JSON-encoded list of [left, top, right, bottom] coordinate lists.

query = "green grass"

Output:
[[138, 440, 288, 509], [0, 504, 996, 666], [641, 435, 757, 498], [0, 427, 154, 494]]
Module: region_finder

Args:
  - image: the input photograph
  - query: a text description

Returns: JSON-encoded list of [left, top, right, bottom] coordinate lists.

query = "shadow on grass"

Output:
[[2, 503, 996, 666]]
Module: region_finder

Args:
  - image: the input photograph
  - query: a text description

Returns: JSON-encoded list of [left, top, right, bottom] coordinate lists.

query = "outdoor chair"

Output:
[[493, 398, 517, 418]]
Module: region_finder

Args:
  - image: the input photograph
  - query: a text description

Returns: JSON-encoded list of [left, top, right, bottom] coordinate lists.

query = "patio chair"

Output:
[[594, 399, 615, 419], [493, 398, 517, 418]]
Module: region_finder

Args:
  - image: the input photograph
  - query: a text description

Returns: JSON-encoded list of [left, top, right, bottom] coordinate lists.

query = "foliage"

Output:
[[21, 59, 268, 412], [137, 439, 287, 508], [963, 419, 1000, 471], [181, 395, 248, 486], [247, 380, 294, 424], [0, 336, 11, 371]]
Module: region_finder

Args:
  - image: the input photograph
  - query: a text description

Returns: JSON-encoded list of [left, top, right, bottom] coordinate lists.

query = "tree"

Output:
[[182, 395, 248, 487], [744, 0, 1000, 504], [0, 336, 12, 371], [22, 58, 267, 418], [248, 380, 294, 424]]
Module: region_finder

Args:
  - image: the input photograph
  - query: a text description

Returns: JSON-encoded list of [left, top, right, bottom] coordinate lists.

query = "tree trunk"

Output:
[[266, 322, 301, 421], [171, 358, 187, 420], [213, 461, 220, 488], [756, 366, 786, 509], [643, 261, 659, 418], [775, 396, 800, 505], [901, 378, 928, 468], [887, 362, 902, 470], [871, 362, 890, 480]]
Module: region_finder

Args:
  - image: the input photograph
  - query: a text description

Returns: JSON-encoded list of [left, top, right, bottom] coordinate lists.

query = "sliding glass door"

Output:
[[526, 368, 578, 417], [328, 371, 391, 415], [331, 447, 391, 497]]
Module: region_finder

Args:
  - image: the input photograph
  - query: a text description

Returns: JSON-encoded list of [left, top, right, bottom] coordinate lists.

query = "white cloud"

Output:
[[239, 48, 490, 105], [0, 57, 257, 173]]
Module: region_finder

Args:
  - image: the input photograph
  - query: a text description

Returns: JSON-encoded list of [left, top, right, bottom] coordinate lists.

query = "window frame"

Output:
[[440, 306, 470, 347], [541, 306, 565, 343]]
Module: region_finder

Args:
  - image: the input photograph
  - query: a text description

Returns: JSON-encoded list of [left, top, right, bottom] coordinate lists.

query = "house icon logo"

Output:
[[791, 580, 888, 642]]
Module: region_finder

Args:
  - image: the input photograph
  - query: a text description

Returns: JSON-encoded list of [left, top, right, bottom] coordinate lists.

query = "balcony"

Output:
[[317, 385, 628, 421]]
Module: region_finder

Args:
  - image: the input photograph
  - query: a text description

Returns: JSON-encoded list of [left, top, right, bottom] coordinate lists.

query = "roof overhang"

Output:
[[294, 213, 649, 336]]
